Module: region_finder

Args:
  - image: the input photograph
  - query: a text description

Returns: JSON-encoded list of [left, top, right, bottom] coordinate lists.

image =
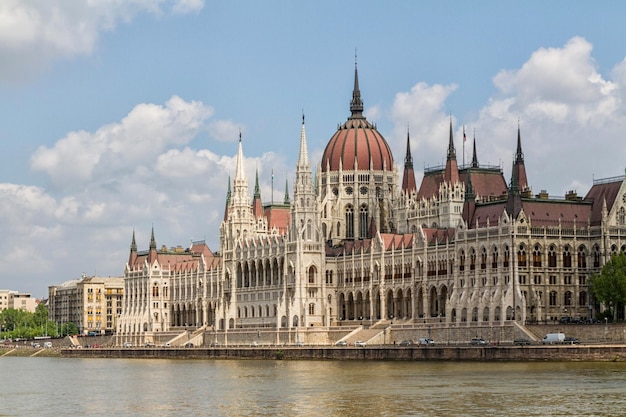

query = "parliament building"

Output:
[[115, 66, 626, 346]]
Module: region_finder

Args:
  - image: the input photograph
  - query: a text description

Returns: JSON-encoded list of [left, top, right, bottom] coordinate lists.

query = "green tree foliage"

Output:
[[589, 252, 626, 321], [0, 304, 63, 339]]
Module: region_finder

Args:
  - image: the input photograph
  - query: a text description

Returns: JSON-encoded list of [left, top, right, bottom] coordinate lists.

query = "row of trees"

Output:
[[0, 303, 77, 340]]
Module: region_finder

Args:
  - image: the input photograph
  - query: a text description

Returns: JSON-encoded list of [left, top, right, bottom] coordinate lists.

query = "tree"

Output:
[[589, 252, 626, 321]]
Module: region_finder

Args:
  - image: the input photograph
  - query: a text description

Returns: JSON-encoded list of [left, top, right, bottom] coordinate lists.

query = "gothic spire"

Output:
[[515, 120, 524, 164], [149, 225, 156, 250], [284, 178, 290, 204], [444, 117, 460, 184], [510, 122, 529, 192], [349, 56, 364, 119], [471, 132, 479, 168], [254, 168, 261, 199], [297, 113, 310, 168], [130, 229, 137, 252], [401, 126, 417, 193], [447, 116, 456, 160]]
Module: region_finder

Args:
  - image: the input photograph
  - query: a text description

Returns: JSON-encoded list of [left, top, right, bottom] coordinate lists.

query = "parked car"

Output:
[[123, 342, 132, 348], [418, 338, 435, 346], [184, 342, 194, 348], [161, 342, 171, 348], [354, 341, 367, 347], [471, 338, 486, 346], [514, 338, 531, 346], [250, 341, 259, 347], [295, 341, 304, 347], [43, 342, 53, 348], [399, 339, 414, 346], [335, 340, 348, 346], [564, 337, 580, 345]]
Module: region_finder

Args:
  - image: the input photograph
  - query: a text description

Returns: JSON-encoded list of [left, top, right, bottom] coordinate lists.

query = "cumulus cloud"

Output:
[[1, 95, 286, 294], [0, 0, 204, 81], [31, 96, 213, 188], [389, 36, 626, 198]]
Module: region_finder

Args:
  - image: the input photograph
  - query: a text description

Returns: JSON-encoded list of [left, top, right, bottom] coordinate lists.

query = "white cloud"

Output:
[[0, 0, 204, 81], [388, 36, 626, 198], [31, 95, 213, 188]]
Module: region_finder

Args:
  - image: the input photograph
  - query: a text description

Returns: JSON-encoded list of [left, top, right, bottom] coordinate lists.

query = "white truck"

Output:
[[542, 333, 565, 344]]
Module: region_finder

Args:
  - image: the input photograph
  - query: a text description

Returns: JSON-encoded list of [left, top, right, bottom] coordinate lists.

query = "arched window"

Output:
[[563, 246, 572, 269], [359, 204, 369, 238], [345, 205, 354, 239], [492, 246, 498, 269], [549, 291, 557, 306], [564, 291, 572, 306], [459, 249, 465, 272], [518, 245, 527, 267], [480, 247, 487, 270], [533, 244, 542, 268], [548, 245, 557, 268], [577, 245, 587, 269], [593, 244, 601, 268], [308, 266, 316, 284], [504, 245, 510, 268], [619, 207, 626, 225], [470, 248, 476, 271]]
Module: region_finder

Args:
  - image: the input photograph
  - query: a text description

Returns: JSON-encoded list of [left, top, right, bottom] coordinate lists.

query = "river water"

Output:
[[1, 357, 625, 416]]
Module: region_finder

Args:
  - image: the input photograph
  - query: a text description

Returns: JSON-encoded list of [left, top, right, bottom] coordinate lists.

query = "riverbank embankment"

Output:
[[56, 343, 626, 361]]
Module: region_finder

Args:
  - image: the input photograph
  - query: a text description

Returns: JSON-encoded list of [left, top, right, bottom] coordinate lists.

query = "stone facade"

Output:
[[114, 65, 626, 346]]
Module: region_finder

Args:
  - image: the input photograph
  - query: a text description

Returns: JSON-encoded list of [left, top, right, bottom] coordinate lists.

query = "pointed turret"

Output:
[[148, 226, 157, 263], [444, 117, 460, 184], [510, 123, 529, 193], [128, 229, 138, 266], [297, 114, 310, 167], [252, 168, 263, 217], [401, 127, 417, 194], [349, 60, 364, 119], [471, 134, 479, 168], [284, 179, 290, 204], [232, 132, 251, 208]]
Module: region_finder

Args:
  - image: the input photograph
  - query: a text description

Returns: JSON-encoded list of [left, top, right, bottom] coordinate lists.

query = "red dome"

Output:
[[321, 117, 394, 172]]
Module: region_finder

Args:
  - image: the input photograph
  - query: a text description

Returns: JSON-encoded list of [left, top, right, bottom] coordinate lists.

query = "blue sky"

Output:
[[2, 1, 626, 296]]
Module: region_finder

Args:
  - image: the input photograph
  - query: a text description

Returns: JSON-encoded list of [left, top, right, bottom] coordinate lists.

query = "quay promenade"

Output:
[[60, 343, 626, 361]]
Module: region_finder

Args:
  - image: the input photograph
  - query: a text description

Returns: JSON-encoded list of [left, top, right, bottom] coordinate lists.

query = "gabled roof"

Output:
[[459, 167, 508, 201], [422, 228, 455, 245], [128, 241, 215, 272], [521, 199, 591, 227], [585, 177, 623, 226], [263, 204, 290, 235]]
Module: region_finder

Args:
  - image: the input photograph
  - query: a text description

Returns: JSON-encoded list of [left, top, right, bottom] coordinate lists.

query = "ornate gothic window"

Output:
[[563, 246, 572, 268], [548, 245, 557, 268], [518, 245, 527, 267], [359, 204, 369, 238], [345, 205, 354, 239], [577, 245, 587, 269], [533, 244, 542, 268]]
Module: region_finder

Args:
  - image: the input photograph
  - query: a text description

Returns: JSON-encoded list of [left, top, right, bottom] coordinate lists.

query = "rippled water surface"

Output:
[[1, 358, 625, 416]]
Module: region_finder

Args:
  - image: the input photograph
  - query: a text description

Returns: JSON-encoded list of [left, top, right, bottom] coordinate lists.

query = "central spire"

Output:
[[349, 54, 364, 119]]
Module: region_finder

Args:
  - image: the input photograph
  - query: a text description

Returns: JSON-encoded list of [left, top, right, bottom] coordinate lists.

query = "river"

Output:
[[1, 357, 625, 416]]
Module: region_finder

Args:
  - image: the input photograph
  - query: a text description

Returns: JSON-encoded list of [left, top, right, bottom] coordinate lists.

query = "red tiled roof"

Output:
[[459, 168, 508, 201], [264, 205, 290, 235], [321, 118, 394, 172], [521, 199, 592, 227], [585, 179, 622, 226], [466, 202, 507, 228]]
